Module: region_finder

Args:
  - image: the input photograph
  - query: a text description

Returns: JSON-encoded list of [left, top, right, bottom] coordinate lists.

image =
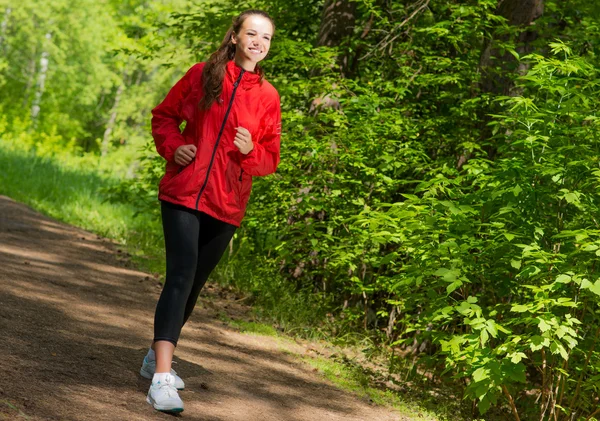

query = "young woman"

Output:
[[139, 10, 281, 413]]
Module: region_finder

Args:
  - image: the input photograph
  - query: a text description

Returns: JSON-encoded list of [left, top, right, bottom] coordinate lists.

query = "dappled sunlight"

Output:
[[0, 195, 401, 421], [0, 243, 66, 265], [53, 385, 154, 421], [80, 260, 148, 278]]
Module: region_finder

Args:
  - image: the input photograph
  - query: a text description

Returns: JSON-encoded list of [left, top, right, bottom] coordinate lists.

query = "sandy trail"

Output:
[[0, 195, 404, 421]]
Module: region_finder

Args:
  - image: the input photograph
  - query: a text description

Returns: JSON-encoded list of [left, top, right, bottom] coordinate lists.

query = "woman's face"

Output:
[[232, 15, 273, 70]]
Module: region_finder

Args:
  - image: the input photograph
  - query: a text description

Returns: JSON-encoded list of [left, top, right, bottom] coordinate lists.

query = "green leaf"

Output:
[[510, 352, 527, 364], [511, 260, 521, 269], [511, 304, 531, 313], [447, 280, 463, 294], [472, 367, 489, 383], [512, 184, 522, 196], [478, 394, 492, 414], [587, 280, 600, 296], [530, 335, 549, 351], [480, 328, 489, 346], [551, 341, 569, 360], [563, 192, 579, 204], [434, 268, 461, 283], [379, 252, 398, 266], [486, 320, 498, 338], [496, 323, 511, 334], [504, 363, 527, 383], [538, 319, 551, 333]]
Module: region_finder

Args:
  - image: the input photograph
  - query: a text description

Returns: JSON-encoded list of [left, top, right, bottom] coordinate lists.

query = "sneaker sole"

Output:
[[146, 395, 184, 413], [140, 367, 185, 390]]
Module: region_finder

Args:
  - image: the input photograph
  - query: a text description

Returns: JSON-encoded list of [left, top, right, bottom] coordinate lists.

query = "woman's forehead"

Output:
[[241, 15, 273, 35]]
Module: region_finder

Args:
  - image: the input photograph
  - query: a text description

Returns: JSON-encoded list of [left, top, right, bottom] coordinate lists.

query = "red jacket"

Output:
[[151, 60, 281, 226]]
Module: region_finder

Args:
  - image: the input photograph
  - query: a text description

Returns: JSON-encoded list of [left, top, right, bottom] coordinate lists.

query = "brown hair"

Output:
[[199, 10, 275, 110]]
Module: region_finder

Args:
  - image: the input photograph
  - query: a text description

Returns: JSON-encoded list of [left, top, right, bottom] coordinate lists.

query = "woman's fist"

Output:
[[174, 144, 197, 166], [233, 127, 254, 155]]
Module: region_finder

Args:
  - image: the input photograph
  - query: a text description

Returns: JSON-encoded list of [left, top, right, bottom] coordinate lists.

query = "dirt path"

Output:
[[0, 195, 406, 421]]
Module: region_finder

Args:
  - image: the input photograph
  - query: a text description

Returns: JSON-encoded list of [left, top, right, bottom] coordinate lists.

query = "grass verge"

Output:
[[301, 355, 441, 421], [221, 313, 471, 421], [0, 142, 165, 275], [1, 399, 31, 420]]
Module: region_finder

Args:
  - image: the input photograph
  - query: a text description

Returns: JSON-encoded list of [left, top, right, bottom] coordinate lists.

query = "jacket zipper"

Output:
[[239, 168, 243, 181], [195, 69, 245, 210]]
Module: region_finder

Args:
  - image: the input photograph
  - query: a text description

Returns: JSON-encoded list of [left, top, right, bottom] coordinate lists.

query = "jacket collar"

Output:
[[226, 60, 261, 90]]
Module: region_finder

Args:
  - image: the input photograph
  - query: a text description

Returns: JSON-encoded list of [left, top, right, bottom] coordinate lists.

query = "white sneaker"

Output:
[[146, 373, 184, 413], [140, 356, 185, 390]]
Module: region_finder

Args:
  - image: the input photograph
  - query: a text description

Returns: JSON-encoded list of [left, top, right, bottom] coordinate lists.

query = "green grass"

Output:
[[302, 355, 441, 421], [221, 315, 469, 421], [0, 142, 165, 275], [0, 399, 31, 419], [227, 318, 280, 336], [212, 256, 336, 340]]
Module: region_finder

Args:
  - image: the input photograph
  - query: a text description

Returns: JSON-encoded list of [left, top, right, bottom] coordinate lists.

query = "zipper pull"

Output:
[[239, 168, 243, 181], [234, 70, 244, 88]]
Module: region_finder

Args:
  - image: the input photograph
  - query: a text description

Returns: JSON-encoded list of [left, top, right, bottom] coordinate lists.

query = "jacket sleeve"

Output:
[[240, 95, 281, 176], [151, 63, 202, 163]]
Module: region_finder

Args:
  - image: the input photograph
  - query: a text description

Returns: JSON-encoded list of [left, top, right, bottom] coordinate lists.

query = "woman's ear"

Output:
[[231, 33, 237, 45]]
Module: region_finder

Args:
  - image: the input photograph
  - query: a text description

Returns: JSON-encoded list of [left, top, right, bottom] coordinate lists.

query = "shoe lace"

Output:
[[162, 384, 178, 397], [156, 378, 179, 397]]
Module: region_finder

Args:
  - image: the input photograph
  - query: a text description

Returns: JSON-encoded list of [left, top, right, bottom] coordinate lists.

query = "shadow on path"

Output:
[[0, 195, 401, 421]]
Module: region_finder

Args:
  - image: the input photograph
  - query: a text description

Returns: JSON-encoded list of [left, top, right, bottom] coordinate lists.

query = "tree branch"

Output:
[[362, 0, 430, 59], [503, 385, 521, 421]]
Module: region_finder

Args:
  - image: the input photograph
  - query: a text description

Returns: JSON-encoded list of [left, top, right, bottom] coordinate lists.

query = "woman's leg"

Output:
[[153, 201, 200, 372], [153, 341, 175, 374], [182, 212, 237, 326]]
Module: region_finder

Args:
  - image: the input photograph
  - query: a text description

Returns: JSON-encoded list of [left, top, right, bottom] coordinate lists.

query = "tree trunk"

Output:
[[316, 0, 357, 75], [479, 0, 544, 96], [31, 32, 52, 128], [22, 57, 37, 108], [309, 0, 358, 111], [0, 7, 11, 51], [457, 0, 544, 168], [317, 0, 357, 47], [294, 2, 359, 293], [101, 83, 124, 156]]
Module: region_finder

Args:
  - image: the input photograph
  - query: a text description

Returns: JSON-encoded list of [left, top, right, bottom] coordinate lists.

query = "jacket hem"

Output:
[[158, 194, 241, 227]]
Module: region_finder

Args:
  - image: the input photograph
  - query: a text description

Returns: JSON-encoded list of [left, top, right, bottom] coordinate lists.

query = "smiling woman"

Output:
[[231, 14, 273, 67], [199, 10, 276, 110], [140, 9, 281, 414]]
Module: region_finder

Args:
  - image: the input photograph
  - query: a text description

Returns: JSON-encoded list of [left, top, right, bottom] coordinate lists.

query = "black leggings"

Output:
[[153, 200, 236, 346]]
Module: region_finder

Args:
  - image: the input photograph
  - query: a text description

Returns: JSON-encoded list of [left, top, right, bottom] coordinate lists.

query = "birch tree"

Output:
[[30, 31, 51, 128]]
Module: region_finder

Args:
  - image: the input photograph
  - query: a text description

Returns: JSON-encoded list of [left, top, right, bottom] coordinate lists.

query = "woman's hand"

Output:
[[174, 144, 197, 166], [234, 127, 254, 155]]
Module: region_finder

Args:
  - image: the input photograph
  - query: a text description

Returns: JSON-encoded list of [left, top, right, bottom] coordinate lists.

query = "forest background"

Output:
[[1, 0, 600, 419]]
